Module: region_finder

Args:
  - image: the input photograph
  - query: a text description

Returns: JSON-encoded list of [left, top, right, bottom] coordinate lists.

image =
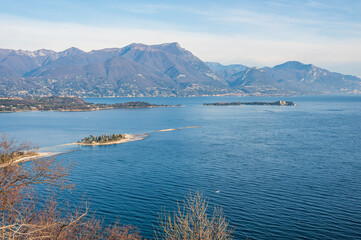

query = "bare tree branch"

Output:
[[155, 192, 233, 240]]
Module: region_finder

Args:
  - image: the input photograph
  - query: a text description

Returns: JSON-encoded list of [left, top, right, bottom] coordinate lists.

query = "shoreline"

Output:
[[0, 105, 182, 113], [0, 152, 56, 167], [14, 152, 55, 163]]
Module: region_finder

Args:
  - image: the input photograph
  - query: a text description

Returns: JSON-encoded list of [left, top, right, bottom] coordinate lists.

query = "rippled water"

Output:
[[1, 95, 360, 239]]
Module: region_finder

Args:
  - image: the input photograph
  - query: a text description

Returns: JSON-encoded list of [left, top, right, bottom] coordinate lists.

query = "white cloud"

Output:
[[1, 15, 361, 75]]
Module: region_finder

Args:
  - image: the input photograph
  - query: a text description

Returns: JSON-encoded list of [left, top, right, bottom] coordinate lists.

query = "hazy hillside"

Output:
[[208, 61, 361, 95], [0, 43, 360, 97]]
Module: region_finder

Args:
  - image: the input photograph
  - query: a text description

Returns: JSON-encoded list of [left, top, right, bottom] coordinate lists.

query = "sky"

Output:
[[1, 0, 361, 76]]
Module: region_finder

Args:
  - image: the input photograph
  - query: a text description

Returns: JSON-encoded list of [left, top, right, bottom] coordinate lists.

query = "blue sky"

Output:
[[1, 0, 361, 75]]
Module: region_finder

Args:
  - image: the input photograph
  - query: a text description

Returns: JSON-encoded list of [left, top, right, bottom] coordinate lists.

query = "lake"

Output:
[[0, 95, 360, 239]]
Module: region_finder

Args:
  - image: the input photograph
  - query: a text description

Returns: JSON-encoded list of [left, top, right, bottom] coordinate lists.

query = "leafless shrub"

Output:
[[0, 134, 142, 239], [155, 192, 233, 240], [1, 135, 232, 239]]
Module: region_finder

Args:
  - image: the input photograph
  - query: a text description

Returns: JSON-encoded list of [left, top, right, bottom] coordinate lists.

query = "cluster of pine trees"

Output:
[[78, 133, 124, 143]]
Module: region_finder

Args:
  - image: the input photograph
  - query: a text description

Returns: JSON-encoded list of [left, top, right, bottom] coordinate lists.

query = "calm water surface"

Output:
[[0, 95, 360, 239]]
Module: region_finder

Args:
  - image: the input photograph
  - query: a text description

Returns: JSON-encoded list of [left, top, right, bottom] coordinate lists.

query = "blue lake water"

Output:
[[0, 95, 360, 239]]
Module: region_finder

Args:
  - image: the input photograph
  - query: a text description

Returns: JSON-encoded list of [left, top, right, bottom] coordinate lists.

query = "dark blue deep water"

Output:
[[1, 95, 360, 239]]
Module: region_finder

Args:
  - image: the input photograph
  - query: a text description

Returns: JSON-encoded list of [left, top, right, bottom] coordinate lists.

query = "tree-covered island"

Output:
[[78, 133, 125, 144], [0, 96, 180, 113]]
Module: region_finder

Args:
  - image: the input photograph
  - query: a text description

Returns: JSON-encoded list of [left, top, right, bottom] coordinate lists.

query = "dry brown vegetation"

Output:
[[0, 134, 233, 239], [155, 192, 233, 240], [0, 134, 141, 239]]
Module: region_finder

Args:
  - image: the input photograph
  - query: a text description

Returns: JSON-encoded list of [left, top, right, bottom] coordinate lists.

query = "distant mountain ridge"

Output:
[[0, 43, 360, 97]]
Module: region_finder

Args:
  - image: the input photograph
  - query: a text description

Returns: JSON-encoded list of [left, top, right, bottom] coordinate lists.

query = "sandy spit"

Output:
[[14, 152, 55, 163]]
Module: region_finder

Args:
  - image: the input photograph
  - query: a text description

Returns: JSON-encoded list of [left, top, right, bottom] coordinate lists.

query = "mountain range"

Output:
[[0, 42, 360, 97]]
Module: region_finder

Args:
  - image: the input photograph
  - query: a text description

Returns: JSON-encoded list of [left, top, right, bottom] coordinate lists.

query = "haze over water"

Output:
[[0, 95, 360, 239]]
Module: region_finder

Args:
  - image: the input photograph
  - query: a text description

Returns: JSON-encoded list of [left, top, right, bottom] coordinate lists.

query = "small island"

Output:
[[0, 96, 180, 113], [78, 133, 125, 144], [76, 133, 148, 146], [203, 100, 296, 106]]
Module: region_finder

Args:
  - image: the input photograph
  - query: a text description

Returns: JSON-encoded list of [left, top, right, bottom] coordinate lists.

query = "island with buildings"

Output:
[[203, 100, 296, 106]]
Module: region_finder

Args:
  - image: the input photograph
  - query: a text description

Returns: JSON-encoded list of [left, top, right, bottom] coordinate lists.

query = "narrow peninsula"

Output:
[[203, 100, 296, 106], [2, 126, 201, 165], [0, 96, 180, 113], [76, 126, 200, 146]]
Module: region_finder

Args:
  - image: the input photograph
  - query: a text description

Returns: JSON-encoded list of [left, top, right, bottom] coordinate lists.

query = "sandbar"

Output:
[[152, 126, 200, 133]]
